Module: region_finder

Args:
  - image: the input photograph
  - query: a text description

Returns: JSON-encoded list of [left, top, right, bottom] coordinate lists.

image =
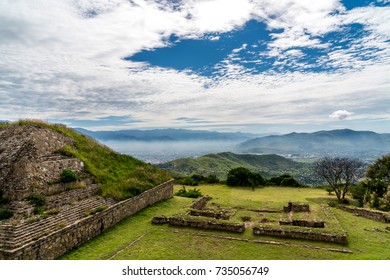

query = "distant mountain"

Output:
[[157, 152, 320, 185], [237, 129, 390, 159], [75, 128, 258, 142]]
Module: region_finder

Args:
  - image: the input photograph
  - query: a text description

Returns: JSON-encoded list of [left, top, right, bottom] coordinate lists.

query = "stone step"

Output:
[[0, 196, 116, 249]]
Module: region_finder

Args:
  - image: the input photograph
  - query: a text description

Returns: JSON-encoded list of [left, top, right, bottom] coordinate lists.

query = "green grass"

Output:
[[60, 184, 390, 260], [1, 120, 171, 200]]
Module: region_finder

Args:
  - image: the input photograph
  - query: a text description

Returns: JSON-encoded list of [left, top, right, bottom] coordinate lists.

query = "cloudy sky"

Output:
[[1, 0, 389, 133]]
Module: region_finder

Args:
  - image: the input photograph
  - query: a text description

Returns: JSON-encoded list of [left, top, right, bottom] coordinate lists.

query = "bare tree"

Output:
[[313, 157, 364, 201]]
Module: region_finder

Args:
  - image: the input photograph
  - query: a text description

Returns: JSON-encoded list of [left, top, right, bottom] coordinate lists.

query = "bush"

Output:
[[268, 174, 301, 187], [204, 174, 219, 184], [175, 186, 202, 198], [0, 209, 13, 220], [60, 169, 78, 183], [350, 184, 367, 206], [33, 206, 44, 215], [27, 194, 46, 207], [280, 177, 301, 187], [0, 190, 9, 204], [182, 177, 199, 186]]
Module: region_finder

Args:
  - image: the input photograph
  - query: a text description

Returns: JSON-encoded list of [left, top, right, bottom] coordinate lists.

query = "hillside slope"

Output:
[[238, 129, 390, 159], [157, 152, 319, 185]]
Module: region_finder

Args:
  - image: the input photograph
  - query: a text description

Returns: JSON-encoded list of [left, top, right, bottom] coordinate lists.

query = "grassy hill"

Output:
[[0, 120, 171, 200], [157, 152, 319, 185]]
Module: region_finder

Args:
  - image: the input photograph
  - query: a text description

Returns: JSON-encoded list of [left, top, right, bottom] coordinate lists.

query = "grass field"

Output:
[[60, 185, 390, 260]]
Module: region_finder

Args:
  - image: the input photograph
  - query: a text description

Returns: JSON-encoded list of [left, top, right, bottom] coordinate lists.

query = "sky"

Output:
[[0, 0, 389, 133]]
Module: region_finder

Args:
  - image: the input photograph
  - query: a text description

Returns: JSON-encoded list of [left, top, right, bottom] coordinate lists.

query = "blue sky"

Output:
[[0, 0, 390, 133]]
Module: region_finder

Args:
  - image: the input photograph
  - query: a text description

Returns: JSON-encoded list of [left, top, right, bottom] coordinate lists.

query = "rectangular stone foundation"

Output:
[[253, 226, 347, 244], [0, 180, 173, 260]]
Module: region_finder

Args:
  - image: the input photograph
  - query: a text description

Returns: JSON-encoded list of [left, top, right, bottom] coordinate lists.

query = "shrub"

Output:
[[33, 206, 44, 215], [350, 184, 367, 206], [0, 190, 9, 204], [182, 177, 199, 186], [204, 174, 219, 184], [175, 186, 202, 198], [27, 194, 46, 207], [0, 209, 13, 220], [60, 169, 78, 183], [268, 174, 301, 187], [280, 177, 301, 187]]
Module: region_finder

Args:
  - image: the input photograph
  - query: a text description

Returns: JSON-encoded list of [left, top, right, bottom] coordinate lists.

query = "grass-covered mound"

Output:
[[1, 120, 171, 200]]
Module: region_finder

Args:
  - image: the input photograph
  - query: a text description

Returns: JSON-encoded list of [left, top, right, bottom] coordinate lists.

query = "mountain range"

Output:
[[237, 129, 390, 159], [75, 128, 257, 142]]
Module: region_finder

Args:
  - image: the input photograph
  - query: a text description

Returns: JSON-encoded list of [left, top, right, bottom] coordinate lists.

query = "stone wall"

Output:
[[338, 205, 390, 223], [191, 196, 212, 210], [253, 226, 347, 244], [189, 209, 230, 220], [283, 202, 310, 213], [168, 216, 245, 233], [279, 220, 325, 228], [44, 184, 100, 210], [0, 180, 173, 260]]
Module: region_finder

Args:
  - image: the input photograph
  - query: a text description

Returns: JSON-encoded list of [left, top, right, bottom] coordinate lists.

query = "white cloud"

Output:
[[0, 0, 389, 132], [329, 110, 354, 120]]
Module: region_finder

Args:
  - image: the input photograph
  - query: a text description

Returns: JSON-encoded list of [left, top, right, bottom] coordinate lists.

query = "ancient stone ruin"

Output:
[[283, 202, 310, 213], [0, 124, 173, 259]]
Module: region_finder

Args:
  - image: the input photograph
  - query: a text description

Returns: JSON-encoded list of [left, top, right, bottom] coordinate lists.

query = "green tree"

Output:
[[366, 154, 390, 185], [226, 167, 264, 187], [313, 157, 364, 202]]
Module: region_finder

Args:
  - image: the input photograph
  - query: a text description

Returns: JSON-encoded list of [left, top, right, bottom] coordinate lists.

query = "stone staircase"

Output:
[[0, 196, 116, 251]]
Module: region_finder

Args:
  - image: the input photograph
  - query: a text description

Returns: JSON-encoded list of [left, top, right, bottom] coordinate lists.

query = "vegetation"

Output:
[[0, 190, 9, 204], [0, 209, 13, 220], [158, 152, 321, 185], [2, 120, 171, 200], [226, 167, 264, 187], [60, 169, 78, 183], [354, 154, 390, 210], [175, 174, 220, 186], [313, 157, 364, 202], [27, 194, 46, 207], [174, 186, 202, 198], [61, 184, 390, 260], [267, 174, 302, 187]]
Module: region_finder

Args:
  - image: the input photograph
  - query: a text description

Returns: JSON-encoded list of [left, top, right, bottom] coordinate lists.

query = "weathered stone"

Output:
[[279, 219, 325, 228], [253, 226, 347, 244], [338, 205, 390, 223], [168, 216, 245, 233], [283, 202, 310, 213], [191, 196, 212, 210]]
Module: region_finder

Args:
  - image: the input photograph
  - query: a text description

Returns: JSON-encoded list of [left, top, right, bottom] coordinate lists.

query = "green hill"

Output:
[[157, 152, 319, 185], [0, 120, 171, 200]]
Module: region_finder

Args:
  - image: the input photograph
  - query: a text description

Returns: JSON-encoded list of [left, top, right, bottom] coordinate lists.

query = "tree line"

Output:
[[176, 153, 390, 211]]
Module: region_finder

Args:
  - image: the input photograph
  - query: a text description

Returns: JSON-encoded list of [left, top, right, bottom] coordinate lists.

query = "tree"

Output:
[[313, 157, 364, 202], [226, 167, 264, 187], [268, 174, 301, 187], [366, 154, 390, 184], [360, 154, 390, 210]]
